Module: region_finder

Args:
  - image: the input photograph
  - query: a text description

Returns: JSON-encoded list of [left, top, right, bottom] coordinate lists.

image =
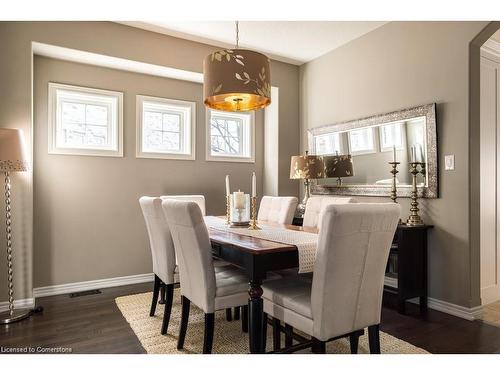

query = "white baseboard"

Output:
[[9, 274, 482, 322], [426, 298, 483, 321], [33, 273, 154, 298], [384, 278, 482, 321], [0, 298, 35, 313]]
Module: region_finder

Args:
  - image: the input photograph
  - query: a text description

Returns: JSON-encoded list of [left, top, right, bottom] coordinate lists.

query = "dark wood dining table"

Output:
[[207, 218, 318, 354]]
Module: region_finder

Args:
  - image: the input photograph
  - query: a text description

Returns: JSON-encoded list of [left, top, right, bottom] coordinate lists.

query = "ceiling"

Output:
[[120, 21, 387, 65]]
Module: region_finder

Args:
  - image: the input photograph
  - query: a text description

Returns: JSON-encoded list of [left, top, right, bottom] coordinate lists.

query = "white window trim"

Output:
[[206, 109, 255, 163], [347, 127, 377, 156], [136, 95, 196, 160], [48, 82, 123, 157], [379, 122, 405, 152]]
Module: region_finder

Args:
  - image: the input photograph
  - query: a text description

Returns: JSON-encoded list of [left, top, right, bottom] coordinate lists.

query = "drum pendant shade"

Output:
[[203, 48, 271, 112]]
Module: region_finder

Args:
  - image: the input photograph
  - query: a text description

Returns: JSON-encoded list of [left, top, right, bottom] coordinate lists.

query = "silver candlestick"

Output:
[[406, 162, 425, 226]]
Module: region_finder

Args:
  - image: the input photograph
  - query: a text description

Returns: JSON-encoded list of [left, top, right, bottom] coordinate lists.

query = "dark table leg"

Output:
[[248, 280, 264, 354]]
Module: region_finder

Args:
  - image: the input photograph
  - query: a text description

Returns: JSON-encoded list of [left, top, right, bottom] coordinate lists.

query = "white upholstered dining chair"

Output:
[[257, 196, 298, 225], [140, 195, 235, 336], [160, 195, 206, 215], [162, 199, 250, 354], [161, 194, 240, 320], [262, 203, 400, 354], [302, 196, 358, 228], [139, 196, 177, 336]]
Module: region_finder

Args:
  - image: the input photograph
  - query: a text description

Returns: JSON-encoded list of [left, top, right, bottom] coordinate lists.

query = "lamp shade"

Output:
[[0, 128, 29, 172], [290, 155, 325, 180], [203, 49, 271, 112], [324, 154, 354, 178]]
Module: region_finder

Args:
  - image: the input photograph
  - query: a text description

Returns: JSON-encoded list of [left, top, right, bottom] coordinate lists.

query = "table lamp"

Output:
[[290, 151, 325, 216], [0, 128, 30, 324], [324, 154, 354, 186]]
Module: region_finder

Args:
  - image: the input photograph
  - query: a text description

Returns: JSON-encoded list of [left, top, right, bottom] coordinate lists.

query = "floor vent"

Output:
[[69, 289, 102, 298]]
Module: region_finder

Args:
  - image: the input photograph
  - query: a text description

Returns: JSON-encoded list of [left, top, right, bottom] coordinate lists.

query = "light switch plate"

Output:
[[445, 155, 455, 170]]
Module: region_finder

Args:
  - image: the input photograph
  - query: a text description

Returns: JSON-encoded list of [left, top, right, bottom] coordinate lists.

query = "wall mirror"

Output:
[[308, 103, 438, 198]]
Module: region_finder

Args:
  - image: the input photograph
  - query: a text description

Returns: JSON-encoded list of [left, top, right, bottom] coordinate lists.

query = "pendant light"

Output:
[[203, 21, 271, 112]]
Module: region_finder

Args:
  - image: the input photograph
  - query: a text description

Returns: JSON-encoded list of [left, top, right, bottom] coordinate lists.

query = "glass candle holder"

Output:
[[230, 193, 250, 227]]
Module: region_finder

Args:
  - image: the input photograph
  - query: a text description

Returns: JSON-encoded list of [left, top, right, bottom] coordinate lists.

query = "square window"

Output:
[[136, 96, 196, 160], [314, 133, 342, 155], [206, 110, 254, 163], [379, 122, 404, 151], [348, 127, 376, 155], [48, 83, 123, 157]]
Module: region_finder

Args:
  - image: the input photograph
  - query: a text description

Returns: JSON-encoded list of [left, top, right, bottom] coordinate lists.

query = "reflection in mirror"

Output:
[[308, 103, 437, 198], [314, 116, 427, 187]]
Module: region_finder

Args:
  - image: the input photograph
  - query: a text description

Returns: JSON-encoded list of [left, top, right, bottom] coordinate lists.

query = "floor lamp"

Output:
[[0, 128, 30, 324]]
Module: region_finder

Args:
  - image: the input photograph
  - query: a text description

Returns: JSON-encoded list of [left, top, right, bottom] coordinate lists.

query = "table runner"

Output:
[[204, 216, 318, 273]]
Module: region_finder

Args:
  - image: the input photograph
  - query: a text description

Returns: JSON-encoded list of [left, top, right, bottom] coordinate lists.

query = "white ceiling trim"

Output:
[[32, 42, 204, 83]]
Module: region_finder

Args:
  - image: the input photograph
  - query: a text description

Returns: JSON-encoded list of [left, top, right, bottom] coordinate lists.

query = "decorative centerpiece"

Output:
[[230, 190, 250, 227], [224, 173, 260, 229]]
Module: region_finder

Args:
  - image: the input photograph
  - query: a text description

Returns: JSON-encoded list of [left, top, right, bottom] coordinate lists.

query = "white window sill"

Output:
[[136, 151, 195, 161], [48, 148, 123, 158], [206, 155, 255, 163]]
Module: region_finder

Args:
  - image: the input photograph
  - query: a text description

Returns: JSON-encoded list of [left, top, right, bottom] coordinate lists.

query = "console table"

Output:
[[384, 224, 432, 314]]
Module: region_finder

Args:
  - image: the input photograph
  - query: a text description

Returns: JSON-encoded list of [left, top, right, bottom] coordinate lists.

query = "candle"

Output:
[[411, 146, 416, 162], [233, 190, 245, 209], [392, 145, 397, 162], [225, 175, 230, 196], [252, 172, 256, 197]]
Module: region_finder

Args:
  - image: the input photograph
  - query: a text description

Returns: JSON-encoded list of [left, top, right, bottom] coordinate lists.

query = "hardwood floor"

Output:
[[0, 283, 147, 354], [1, 283, 500, 354]]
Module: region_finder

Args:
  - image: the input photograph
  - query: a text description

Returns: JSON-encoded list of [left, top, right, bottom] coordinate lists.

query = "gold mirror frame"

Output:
[[308, 103, 438, 198]]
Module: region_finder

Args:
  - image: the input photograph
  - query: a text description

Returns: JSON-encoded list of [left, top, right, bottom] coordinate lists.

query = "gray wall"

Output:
[[300, 21, 488, 308], [33, 56, 265, 287], [0, 21, 299, 298]]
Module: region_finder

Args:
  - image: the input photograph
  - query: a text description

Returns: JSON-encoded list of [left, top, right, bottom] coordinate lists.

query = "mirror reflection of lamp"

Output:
[[326, 152, 355, 187]]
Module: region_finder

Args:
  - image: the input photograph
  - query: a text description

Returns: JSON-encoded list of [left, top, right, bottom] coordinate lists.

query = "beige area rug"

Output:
[[116, 290, 428, 354]]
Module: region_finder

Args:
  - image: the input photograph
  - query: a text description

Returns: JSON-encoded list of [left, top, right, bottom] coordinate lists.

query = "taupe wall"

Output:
[[0, 22, 299, 298], [300, 21, 488, 308], [33, 56, 264, 287]]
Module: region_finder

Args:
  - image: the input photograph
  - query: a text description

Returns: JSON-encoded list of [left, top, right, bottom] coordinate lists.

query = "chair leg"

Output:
[[368, 324, 381, 354], [149, 274, 161, 317], [161, 284, 174, 335], [234, 306, 241, 320], [242, 305, 248, 333], [312, 338, 326, 354], [225, 308, 232, 321], [203, 313, 215, 354], [177, 296, 190, 350], [262, 312, 268, 350], [284, 323, 293, 348], [349, 332, 360, 354], [159, 285, 166, 304], [272, 317, 281, 351]]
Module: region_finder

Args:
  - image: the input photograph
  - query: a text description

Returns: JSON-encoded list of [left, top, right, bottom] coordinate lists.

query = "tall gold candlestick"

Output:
[[406, 162, 424, 226], [388, 161, 400, 203], [225, 195, 231, 225], [249, 196, 260, 230]]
